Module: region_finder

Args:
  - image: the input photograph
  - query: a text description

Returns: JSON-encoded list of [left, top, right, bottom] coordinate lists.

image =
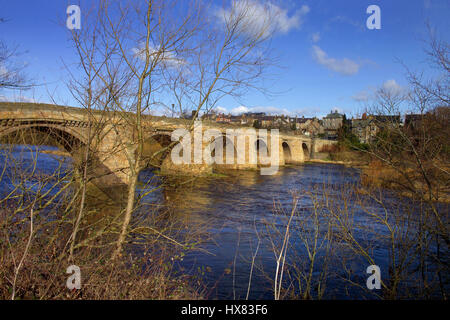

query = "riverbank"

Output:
[[306, 158, 367, 168], [0, 177, 205, 300], [40, 149, 71, 157], [311, 149, 449, 203], [308, 148, 370, 168]]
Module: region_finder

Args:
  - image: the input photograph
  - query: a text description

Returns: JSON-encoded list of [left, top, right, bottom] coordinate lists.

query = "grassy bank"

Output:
[[312, 147, 449, 202]]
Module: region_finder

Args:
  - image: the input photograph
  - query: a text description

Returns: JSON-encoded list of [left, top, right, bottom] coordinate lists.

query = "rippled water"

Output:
[[2, 145, 446, 299], [137, 164, 396, 299]]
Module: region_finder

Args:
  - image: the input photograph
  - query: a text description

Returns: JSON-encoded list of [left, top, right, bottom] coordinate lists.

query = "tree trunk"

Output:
[[113, 172, 138, 259]]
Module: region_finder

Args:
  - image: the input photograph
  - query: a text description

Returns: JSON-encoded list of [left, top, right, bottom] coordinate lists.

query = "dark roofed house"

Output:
[[372, 115, 401, 125], [294, 117, 323, 136], [404, 114, 423, 129], [351, 114, 401, 143], [322, 110, 345, 139], [216, 113, 231, 123], [261, 115, 276, 127], [243, 112, 265, 118], [230, 115, 244, 124], [351, 118, 377, 143]]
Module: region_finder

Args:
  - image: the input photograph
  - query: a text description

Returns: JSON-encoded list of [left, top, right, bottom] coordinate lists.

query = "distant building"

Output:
[[322, 110, 345, 139], [241, 112, 266, 125], [201, 110, 217, 121], [351, 114, 401, 143], [260, 115, 276, 127], [352, 118, 377, 143], [372, 115, 401, 126], [404, 113, 423, 130], [243, 112, 265, 118], [230, 115, 243, 124], [216, 113, 231, 123], [295, 117, 323, 136]]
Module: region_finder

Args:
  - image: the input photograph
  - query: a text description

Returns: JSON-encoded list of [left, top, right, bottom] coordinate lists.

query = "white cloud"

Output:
[[214, 106, 228, 114], [312, 45, 360, 76], [230, 105, 250, 114], [132, 44, 186, 69], [224, 105, 294, 116], [352, 90, 371, 102], [0, 95, 36, 103], [332, 107, 344, 114], [382, 79, 404, 95], [351, 80, 404, 102], [311, 32, 320, 43], [292, 106, 323, 117], [215, 0, 309, 38]]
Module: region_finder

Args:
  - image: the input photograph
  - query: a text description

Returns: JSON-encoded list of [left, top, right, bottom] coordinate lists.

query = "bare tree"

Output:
[[348, 25, 450, 298], [0, 19, 31, 90], [68, 0, 277, 259]]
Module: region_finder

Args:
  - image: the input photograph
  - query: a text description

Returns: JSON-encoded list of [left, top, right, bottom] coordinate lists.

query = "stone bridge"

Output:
[[0, 102, 336, 189]]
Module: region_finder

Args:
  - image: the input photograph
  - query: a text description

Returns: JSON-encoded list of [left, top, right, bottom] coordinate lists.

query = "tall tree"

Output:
[[69, 0, 277, 258]]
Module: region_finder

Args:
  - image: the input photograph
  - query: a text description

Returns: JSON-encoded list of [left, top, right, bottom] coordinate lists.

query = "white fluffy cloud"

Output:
[[352, 80, 404, 102], [312, 45, 360, 76], [215, 0, 309, 38], [0, 95, 36, 103], [352, 90, 371, 102], [132, 44, 186, 69], [230, 105, 250, 114], [217, 105, 294, 116], [214, 106, 228, 113], [382, 79, 404, 95]]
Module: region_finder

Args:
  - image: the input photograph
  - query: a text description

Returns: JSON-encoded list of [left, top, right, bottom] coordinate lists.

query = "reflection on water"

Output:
[[2, 145, 445, 299], [137, 164, 368, 299], [0, 144, 72, 198]]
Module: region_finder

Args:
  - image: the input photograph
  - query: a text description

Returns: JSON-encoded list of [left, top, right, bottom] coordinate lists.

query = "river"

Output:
[[1, 144, 447, 299]]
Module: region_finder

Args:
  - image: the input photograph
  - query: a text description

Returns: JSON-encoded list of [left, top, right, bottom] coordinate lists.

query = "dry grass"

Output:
[[0, 198, 204, 300], [361, 159, 450, 202]]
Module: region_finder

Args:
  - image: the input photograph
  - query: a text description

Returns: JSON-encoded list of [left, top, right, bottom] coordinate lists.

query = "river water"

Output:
[[140, 164, 360, 299], [1, 145, 446, 299]]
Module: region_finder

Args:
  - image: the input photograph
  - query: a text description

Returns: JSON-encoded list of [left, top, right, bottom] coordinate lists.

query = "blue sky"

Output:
[[0, 0, 448, 118]]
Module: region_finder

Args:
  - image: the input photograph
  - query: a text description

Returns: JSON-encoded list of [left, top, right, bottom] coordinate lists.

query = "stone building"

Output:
[[351, 114, 401, 143], [351, 117, 377, 143], [216, 113, 231, 123], [295, 117, 323, 136], [322, 110, 345, 139]]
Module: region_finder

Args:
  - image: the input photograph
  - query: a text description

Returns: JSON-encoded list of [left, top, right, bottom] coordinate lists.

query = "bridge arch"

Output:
[[142, 133, 173, 168], [255, 138, 270, 155], [255, 138, 270, 166], [282, 141, 293, 164], [209, 135, 237, 164], [0, 124, 88, 153], [207, 134, 239, 171], [302, 142, 310, 161], [0, 123, 128, 197]]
